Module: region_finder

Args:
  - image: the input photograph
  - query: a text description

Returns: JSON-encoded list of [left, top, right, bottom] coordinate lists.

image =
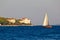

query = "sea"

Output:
[[0, 25, 60, 40]]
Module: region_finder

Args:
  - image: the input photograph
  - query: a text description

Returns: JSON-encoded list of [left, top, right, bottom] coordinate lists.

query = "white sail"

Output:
[[43, 13, 49, 26]]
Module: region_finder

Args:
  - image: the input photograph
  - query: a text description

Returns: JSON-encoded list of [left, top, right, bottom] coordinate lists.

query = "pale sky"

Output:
[[0, 0, 60, 25]]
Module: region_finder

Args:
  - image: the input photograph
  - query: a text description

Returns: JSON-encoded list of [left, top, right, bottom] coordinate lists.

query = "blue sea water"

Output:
[[0, 25, 60, 40]]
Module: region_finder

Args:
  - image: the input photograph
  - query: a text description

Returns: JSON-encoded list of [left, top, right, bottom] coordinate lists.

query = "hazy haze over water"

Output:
[[0, 0, 60, 25]]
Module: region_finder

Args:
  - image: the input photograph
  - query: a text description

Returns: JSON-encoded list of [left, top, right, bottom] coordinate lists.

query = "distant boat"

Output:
[[43, 13, 52, 28]]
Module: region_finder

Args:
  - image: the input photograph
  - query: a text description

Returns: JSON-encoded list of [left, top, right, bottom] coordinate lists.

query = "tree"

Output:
[[0, 17, 9, 25]]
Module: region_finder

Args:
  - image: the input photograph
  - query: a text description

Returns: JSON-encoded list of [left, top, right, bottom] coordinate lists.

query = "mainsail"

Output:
[[43, 13, 49, 26]]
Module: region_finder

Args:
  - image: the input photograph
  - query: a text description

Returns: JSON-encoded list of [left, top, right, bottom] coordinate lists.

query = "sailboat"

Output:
[[43, 13, 52, 28]]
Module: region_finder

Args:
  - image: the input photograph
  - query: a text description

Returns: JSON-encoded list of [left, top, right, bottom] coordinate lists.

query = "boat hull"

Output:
[[43, 25, 52, 28]]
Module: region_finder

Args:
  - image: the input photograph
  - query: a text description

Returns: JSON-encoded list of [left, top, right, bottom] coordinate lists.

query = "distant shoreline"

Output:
[[0, 24, 32, 26], [0, 25, 42, 27]]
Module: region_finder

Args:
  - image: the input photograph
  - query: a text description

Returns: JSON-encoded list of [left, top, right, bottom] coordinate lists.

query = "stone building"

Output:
[[6, 18, 16, 24], [19, 17, 31, 25]]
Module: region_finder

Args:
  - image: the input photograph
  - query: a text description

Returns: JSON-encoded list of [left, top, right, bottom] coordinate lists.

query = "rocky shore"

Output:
[[0, 17, 32, 26]]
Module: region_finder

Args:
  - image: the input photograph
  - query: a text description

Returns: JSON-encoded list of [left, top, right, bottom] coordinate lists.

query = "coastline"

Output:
[[0, 25, 41, 27], [0, 24, 32, 27]]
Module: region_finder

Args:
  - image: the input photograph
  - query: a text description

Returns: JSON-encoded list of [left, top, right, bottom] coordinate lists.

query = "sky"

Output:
[[0, 0, 60, 25]]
